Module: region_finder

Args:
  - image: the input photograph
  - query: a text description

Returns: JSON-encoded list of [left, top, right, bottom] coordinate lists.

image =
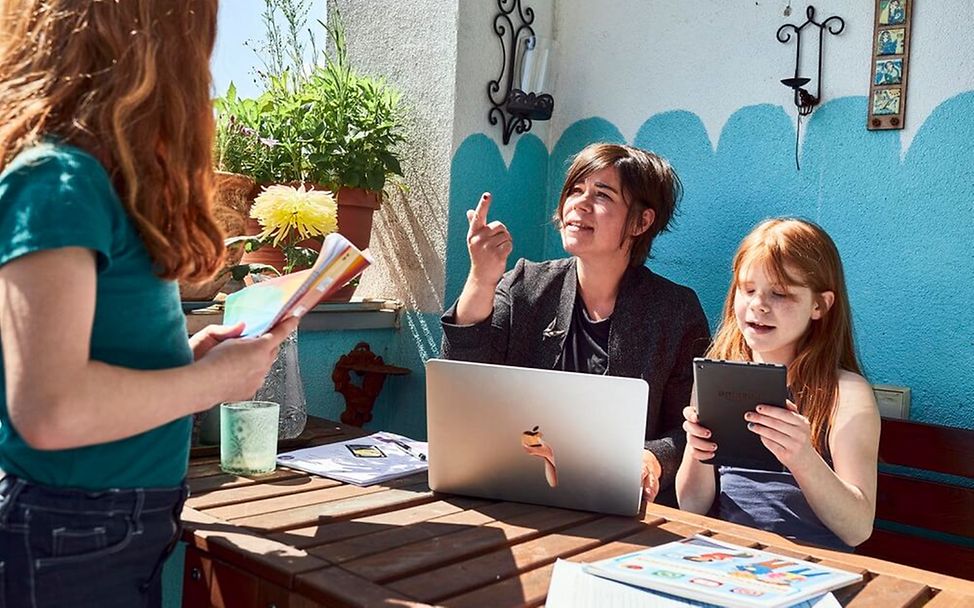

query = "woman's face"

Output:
[[559, 166, 653, 264]]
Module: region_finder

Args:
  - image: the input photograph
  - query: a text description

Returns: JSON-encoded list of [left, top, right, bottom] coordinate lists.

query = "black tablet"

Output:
[[693, 358, 788, 470]]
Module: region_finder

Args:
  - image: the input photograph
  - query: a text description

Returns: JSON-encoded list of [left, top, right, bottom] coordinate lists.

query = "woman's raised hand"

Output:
[[466, 193, 513, 288], [682, 405, 718, 463]]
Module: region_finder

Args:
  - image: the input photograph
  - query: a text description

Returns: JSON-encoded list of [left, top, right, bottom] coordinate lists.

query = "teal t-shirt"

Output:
[[0, 142, 193, 490]]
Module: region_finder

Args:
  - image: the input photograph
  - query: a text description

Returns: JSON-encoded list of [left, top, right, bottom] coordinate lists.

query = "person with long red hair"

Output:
[[0, 2, 297, 606], [675, 219, 880, 551]]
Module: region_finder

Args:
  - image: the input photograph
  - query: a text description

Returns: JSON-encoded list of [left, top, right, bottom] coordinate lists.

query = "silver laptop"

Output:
[[426, 358, 649, 516]]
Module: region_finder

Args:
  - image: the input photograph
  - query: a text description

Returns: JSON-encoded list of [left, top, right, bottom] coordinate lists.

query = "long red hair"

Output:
[[707, 219, 861, 452], [0, 0, 223, 281]]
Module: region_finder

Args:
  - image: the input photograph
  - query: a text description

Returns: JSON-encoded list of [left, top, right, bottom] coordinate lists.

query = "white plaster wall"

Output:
[[335, 0, 459, 313], [550, 0, 974, 153], [339, 0, 557, 308], [454, 0, 555, 163]]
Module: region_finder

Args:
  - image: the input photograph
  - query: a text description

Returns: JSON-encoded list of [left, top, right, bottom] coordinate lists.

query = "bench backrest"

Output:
[[857, 417, 974, 580]]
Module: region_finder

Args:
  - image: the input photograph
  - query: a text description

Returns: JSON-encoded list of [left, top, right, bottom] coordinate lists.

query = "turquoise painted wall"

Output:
[[445, 93, 974, 430]]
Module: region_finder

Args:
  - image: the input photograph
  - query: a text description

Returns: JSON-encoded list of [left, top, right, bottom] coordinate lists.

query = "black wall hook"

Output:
[[487, 0, 554, 145], [777, 6, 844, 115], [776, 6, 844, 168]]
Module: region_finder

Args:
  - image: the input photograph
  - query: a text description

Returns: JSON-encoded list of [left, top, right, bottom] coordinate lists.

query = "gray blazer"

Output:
[[441, 257, 711, 494]]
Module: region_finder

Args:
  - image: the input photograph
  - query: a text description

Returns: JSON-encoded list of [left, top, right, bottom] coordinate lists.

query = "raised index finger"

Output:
[[471, 192, 492, 228]]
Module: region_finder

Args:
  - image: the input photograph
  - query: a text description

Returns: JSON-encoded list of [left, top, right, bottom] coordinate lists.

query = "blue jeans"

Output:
[[0, 476, 188, 608]]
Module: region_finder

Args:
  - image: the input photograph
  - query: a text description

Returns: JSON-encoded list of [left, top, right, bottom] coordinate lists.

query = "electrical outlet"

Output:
[[873, 384, 910, 419]]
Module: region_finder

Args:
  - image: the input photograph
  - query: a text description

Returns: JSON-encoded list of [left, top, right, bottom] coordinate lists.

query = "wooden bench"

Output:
[[857, 417, 974, 579]]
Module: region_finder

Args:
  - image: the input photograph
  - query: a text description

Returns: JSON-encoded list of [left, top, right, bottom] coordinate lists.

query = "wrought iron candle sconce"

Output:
[[776, 6, 844, 169], [488, 0, 554, 145]]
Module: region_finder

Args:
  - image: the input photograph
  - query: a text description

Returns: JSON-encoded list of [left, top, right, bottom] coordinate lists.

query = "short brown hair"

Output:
[[552, 143, 682, 266]]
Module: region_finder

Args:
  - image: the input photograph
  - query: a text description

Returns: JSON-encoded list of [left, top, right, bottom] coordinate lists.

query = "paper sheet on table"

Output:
[[275, 431, 428, 486], [546, 559, 841, 608]]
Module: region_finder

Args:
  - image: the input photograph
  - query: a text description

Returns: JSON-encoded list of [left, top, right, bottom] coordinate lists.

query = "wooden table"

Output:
[[181, 417, 974, 607]]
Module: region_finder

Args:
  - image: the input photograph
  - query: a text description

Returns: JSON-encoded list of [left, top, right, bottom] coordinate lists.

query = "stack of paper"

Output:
[[276, 431, 428, 486]]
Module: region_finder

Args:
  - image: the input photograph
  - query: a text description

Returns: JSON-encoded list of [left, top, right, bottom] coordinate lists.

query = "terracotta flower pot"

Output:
[[179, 171, 256, 301], [330, 187, 381, 302], [239, 216, 289, 272], [334, 187, 381, 251]]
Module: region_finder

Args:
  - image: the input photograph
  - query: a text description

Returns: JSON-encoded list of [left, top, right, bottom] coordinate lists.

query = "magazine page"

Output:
[[223, 232, 371, 337], [548, 559, 840, 608], [276, 431, 428, 486], [583, 536, 860, 608]]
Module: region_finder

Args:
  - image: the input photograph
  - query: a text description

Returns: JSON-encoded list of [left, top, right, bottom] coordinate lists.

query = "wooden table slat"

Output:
[[294, 567, 434, 608], [565, 520, 708, 565], [204, 479, 390, 520], [439, 520, 704, 608], [230, 480, 433, 532], [840, 573, 931, 607], [758, 543, 817, 561], [340, 506, 602, 583], [441, 561, 554, 608], [268, 496, 492, 550], [307, 500, 541, 565], [187, 467, 310, 495], [187, 460, 228, 478], [817, 557, 871, 577], [409, 516, 640, 600], [707, 531, 764, 549], [923, 590, 974, 608], [186, 474, 342, 510], [390, 515, 652, 603], [181, 507, 329, 589]]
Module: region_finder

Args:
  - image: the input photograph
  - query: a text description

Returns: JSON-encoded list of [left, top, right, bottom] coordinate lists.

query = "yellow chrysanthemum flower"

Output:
[[250, 184, 339, 247]]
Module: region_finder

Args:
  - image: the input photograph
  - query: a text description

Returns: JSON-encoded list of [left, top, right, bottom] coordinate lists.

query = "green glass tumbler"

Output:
[[220, 400, 280, 475]]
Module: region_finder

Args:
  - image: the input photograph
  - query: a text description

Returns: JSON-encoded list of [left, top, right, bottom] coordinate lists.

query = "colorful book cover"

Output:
[[583, 536, 861, 608], [223, 232, 371, 337]]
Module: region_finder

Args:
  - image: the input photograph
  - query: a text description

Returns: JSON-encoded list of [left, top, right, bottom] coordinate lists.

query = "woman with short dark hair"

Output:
[[442, 143, 710, 505]]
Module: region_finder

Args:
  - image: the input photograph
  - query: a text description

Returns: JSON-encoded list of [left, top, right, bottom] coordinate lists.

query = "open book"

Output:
[[223, 232, 371, 337], [582, 536, 861, 608]]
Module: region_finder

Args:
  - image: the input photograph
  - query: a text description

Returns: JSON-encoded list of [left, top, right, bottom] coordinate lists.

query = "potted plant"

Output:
[[214, 1, 405, 295], [227, 183, 339, 275]]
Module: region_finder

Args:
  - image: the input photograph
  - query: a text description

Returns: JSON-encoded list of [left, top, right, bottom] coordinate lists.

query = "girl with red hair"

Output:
[[676, 219, 880, 551]]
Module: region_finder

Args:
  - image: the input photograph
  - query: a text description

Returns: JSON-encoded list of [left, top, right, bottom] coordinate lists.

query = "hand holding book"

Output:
[[223, 232, 371, 337]]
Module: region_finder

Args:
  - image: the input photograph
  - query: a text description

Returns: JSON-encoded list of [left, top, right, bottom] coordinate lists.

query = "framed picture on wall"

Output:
[[868, 0, 912, 130], [876, 28, 905, 55], [874, 58, 903, 85], [872, 88, 902, 115]]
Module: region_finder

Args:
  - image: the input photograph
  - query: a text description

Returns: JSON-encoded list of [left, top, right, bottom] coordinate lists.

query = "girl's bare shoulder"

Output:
[[836, 370, 879, 414]]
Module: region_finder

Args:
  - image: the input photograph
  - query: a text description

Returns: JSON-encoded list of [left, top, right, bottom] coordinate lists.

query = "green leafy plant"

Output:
[[214, 2, 404, 193]]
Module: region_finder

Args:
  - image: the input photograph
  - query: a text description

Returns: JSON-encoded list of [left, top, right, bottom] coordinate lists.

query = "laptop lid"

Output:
[[426, 358, 649, 516]]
